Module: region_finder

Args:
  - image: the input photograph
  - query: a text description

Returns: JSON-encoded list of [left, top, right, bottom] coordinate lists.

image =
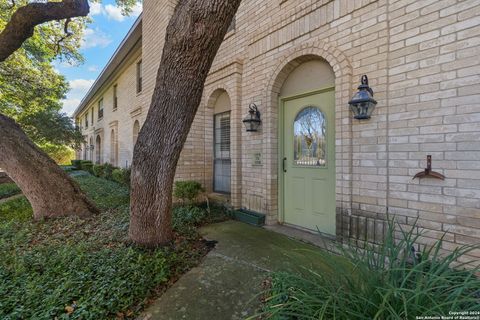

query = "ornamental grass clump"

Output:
[[260, 218, 480, 319]]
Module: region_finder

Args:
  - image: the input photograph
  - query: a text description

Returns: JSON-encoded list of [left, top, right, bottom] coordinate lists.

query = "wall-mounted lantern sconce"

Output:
[[87, 144, 95, 151], [348, 75, 377, 120], [243, 103, 262, 132]]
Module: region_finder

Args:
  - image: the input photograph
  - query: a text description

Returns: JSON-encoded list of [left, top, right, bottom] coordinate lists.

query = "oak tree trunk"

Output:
[[129, 0, 241, 247], [0, 114, 99, 219]]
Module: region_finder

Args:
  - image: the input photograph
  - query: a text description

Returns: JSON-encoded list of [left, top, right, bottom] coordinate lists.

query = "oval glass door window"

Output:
[[293, 106, 327, 167]]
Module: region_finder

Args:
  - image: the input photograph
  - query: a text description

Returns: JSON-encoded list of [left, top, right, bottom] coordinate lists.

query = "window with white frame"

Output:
[[213, 111, 231, 193]]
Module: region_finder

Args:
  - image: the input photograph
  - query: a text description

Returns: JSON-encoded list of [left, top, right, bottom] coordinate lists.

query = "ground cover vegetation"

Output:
[[259, 219, 480, 319], [0, 174, 229, 319], [71, 160, 131, 187], [0, 183, 21, 200]]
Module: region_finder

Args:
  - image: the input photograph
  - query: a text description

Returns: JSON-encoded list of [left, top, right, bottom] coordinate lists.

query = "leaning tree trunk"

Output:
[[129, 0, 242, 247], [0, 114, 99, 219]]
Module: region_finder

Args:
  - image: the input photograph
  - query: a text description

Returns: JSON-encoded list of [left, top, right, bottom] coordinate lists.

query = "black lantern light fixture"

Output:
[[243, 103, 262, 132], [348, 75, 377, 120]]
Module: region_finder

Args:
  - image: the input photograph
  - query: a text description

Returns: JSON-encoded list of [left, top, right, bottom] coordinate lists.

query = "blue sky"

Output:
[[57, 0, 142, 116]]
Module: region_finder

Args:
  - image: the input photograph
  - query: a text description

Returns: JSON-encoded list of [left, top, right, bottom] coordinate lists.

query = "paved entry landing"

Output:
[[141, 220, 337, 320]]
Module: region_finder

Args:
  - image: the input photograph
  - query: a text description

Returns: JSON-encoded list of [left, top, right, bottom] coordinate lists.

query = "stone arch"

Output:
[[205, 88, 232, 194], [205, 87, 233, 110], [95, 135, 102, 164], [263, 40, 353, 225], [266, 40, 352, 97]]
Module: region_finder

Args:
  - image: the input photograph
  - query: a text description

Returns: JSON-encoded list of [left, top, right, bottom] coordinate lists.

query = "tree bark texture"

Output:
[[0, 114, 99, 219], [0, 0, 89, 62], [129, 0, 242, 247]]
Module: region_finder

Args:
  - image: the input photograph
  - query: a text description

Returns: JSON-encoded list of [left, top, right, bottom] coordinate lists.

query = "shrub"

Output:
[[112, 168, 131, 188], [39, 143, 75, 165], [92, 164, 105, 177], [83, 164, 94, 174], [0, 183, 21, 200], [103, 163, 115, 180], [71, 160, 82, 170], [260, 219, 480, 319], [80, 161, 94, 174], [173, 181, 204, 203]]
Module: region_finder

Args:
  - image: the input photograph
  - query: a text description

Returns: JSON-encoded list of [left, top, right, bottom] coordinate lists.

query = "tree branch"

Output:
[[0, 0, 89, 62], [55, 18, 73, 55]]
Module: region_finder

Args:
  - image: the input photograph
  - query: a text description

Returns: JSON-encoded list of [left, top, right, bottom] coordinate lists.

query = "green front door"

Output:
[[281, 88, 336, 235]]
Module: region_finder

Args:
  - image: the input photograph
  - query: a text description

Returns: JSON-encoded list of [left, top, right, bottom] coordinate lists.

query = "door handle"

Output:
[[283, 157, 287, 173]]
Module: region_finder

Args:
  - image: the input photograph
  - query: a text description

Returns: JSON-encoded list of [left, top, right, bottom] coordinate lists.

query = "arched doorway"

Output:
[[110, 129, 118, 166], [278, 58, 336, 235], [95, 135, 102, 164]]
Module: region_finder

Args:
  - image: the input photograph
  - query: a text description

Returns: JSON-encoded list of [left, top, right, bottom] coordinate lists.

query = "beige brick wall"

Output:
[[76, 0, 480, 264], [77, 44, 143, 168]]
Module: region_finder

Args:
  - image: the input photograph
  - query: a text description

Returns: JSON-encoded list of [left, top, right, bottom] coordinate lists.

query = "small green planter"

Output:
[[233, 209, 265, 226]]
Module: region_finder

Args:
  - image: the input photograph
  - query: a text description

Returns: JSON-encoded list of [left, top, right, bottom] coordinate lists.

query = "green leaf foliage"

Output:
[[0, 183, 21, 200], [173, 181, 205, 203], [0, 174, 227, 319], [112, 168, 131, 188]]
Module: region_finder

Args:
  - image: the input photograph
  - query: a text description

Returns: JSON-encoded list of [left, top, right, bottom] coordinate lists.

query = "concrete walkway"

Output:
[[141, 220, 338, 320]]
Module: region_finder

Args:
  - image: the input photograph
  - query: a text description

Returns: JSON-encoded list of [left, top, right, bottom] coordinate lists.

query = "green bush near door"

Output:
[[173, 181, 204, 203]]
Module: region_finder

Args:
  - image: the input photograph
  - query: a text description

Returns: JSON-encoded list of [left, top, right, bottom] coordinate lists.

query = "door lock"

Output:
[[283, 157, 287, 173]]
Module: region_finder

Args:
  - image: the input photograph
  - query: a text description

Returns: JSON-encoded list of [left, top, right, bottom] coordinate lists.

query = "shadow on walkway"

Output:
[[141, 220, 340, 320]]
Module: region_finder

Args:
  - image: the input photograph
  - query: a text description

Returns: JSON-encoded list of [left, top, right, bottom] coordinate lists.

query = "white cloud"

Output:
[[89, 1, 142, 21], [70, 79, 95, 91], [81, 28, 112, 49], [61, 79, 95, 115], [131, 2, 143, 17], [89, 2, 103, 16], [62, 98, 82, 116], [104, 4, 125, 21]]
